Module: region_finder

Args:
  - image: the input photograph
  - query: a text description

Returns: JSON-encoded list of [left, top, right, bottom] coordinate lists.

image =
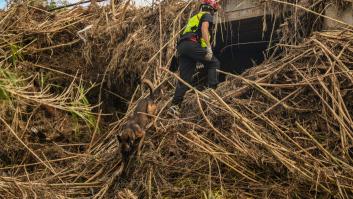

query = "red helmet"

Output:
[[201, 0, 220, 10]]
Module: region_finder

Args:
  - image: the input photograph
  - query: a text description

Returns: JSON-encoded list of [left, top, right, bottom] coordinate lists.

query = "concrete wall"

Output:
[[324, 1, 353, 29], [215, 0, 353, 75], [220, 0, 264, 22], [221, 0, 353, 28]]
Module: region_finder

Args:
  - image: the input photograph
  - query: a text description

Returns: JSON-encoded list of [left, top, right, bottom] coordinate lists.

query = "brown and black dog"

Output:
[[117, 79, 158, 164]]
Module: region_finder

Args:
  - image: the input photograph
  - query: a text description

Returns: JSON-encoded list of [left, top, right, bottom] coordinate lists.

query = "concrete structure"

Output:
[[324, 1, 353, 29], [215, 0, 274, 75], [215, 0, 353, 76], [219, 0, 265, 22], [220, 0, 353, 26]]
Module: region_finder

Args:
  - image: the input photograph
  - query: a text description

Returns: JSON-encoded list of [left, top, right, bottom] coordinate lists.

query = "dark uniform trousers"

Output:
[[172, 40, 220, 105]]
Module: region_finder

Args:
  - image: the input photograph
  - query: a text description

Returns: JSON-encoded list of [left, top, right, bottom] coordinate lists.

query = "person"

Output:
[[169, 0, 220, 115]]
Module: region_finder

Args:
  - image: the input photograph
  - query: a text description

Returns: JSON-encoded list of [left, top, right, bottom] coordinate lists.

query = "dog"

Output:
[[117, 79, 158, 165]]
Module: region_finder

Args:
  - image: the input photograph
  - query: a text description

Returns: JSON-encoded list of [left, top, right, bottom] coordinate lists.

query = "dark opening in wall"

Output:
[[214, 15, 280, 80]]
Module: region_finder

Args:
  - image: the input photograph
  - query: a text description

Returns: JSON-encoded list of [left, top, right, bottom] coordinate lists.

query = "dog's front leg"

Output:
[[136, 130, 146, 159]]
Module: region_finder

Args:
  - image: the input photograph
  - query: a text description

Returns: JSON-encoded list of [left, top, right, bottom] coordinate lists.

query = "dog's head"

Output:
[[120, 142, 132, 155], [116, 128, 135, 154]]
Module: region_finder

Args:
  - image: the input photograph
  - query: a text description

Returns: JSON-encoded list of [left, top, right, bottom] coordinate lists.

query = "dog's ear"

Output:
[[135, 129, 145, 139], [147, 103, 157, 115]]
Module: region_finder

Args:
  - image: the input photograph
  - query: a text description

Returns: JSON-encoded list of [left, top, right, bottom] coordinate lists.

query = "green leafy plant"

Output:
[[203, 190, 223, 199], [0, 87, 9, 100], [9, 44, 23, 67], [68, 83, 97, 129], [0, 67, 19, 101], [48, 0, 57, 10]]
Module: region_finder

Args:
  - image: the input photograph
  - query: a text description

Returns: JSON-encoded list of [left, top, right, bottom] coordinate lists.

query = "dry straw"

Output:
[[1, 0, 353, 198]]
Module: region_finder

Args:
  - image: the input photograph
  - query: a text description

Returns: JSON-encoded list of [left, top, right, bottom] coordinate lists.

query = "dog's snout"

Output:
[[122, 143, 131, 152]]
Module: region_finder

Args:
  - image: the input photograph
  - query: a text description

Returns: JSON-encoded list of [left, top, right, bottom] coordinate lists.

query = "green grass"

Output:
[[9, 44, 23, 67], [0, 67, 18, 101], [69, 83, 98, 129]]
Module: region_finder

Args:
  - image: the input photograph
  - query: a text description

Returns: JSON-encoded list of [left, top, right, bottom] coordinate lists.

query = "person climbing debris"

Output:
[[169, 0, 220, 115]]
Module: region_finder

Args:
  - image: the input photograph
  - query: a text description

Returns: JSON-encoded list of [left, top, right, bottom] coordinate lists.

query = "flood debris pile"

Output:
[[0, 1, 191, 198], [1, 0, 191, 113], [103, 29, 353, 198], [1, 0, 353, 198]]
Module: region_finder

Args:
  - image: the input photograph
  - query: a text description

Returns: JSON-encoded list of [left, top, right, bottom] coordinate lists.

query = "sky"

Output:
[[0, 0, 150, 9], [135, 0, 151, 5], [0, 0, 6, 9]]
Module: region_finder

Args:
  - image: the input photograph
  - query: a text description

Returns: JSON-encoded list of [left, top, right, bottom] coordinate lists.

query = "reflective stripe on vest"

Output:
[[182, 11, 208, 48]]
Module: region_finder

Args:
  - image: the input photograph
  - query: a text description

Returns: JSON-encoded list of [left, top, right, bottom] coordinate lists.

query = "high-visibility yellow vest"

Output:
[[182, 11, 209, 48]]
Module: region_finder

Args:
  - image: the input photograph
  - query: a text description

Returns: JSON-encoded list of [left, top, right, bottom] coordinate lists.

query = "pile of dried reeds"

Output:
[[1, 0, 353, 198], [92, 29, 353, 198], [0, 0, 193, 113], [0, 1, 193, 198]]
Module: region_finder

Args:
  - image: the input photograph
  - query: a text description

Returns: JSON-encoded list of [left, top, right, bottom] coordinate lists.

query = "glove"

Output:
[[205, 47, 213, 61]]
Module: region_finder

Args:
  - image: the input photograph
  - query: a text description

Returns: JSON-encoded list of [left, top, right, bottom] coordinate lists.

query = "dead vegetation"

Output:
[[1, 0, 353, 198]]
